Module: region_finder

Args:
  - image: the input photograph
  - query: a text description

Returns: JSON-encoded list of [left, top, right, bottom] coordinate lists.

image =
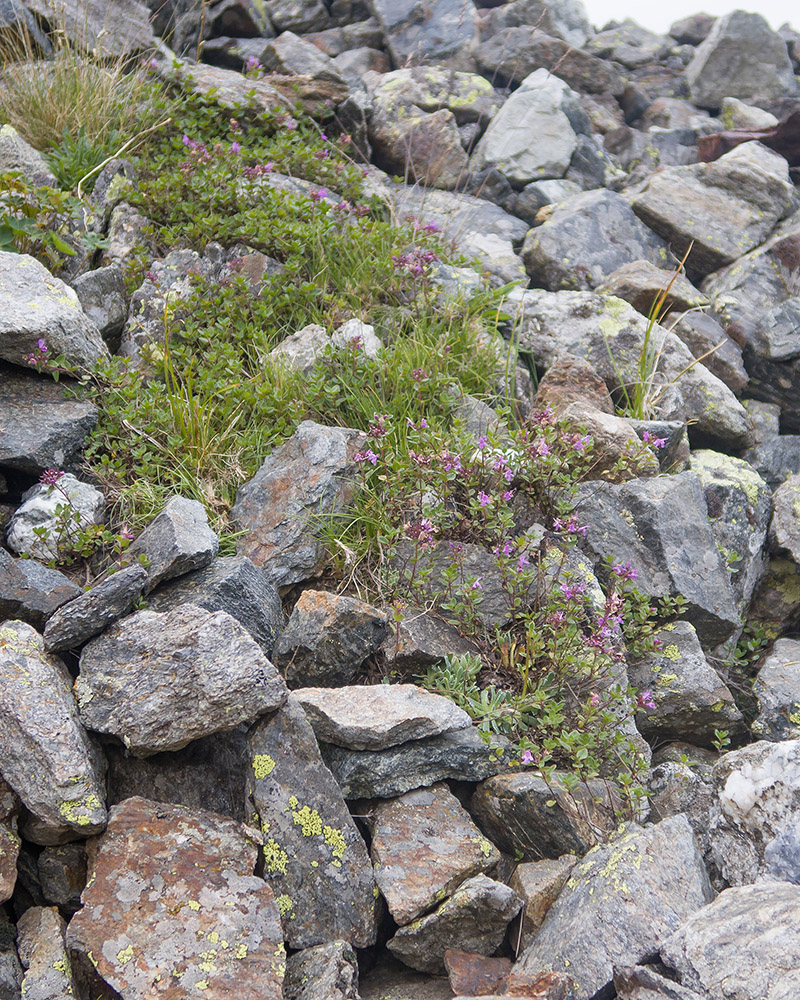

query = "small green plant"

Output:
[[711, 729, 731, 754]]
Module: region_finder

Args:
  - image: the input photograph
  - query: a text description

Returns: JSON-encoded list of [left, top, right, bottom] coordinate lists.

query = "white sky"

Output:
[[581, 1, 797, 35]]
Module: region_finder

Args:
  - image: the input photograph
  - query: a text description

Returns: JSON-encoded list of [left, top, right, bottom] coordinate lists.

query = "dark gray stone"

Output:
[[484, 0, 593, 48], [76, 603, 287, 756], [669, 13, 716, 45], [743, 437, 800, 488], [147, 555, 282, 656], [614, 964, 706, 1000], [752, 639, 800, 742], [669, 311, 748, 394], [6, 473, 105, 563], [381, 607, 479, 672], [0, 550, 80, 630], [367, 0, 479, 68], [25, 0, 155, 56], [37, 842, 86, 915], [42, 564, 148, 652], [584, 18, 671, 69], [261, 30, 345, 83], [0, 0, 51, 53], [70, 266, 127, 345], [266, 0, 331, 33], [283, 941, 359, 1000]]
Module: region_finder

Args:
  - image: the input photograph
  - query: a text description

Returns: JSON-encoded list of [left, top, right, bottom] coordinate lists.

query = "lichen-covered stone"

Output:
[[283, 941, 359, 1000], [66, 797, 286, 1000], [247, 698, 379, 949], [76, 604, 287, 755], [0, 549, 80, 631], [370, 783, 500, 926], [0, 620, 106, 844], [17, 906, 76, 1000]]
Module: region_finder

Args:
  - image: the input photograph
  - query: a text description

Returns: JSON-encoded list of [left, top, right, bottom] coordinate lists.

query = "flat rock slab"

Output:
[[0, 620, 106, 843], [76, 604, 287, 755], [123, 495, 218, 593], [232, 421, 361, 590], [17, 906, 76, 1000], [752, 638, 800, 741], [444, 951, 512, 998], [273, 589, 389, 687], [43, 564, 148, 652], [370, 783, 500, 926], [504, 816, 714, 1000], [66, 797, 285, 1000], [294, 684, 472, 750], [387, 875, 522, 975], [660, 881, 800, 999], [0, 549, 80, 631], [0, 251, 108, 370], [248, 698, 379, 950], [0, 363, 97, 475], [321, 727, 513, 799]]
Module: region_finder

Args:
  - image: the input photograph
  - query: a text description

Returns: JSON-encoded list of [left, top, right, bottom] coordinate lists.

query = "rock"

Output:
[[146, 555, 282, 656], [689, 450, 771, 616], [685, 10, 798, 111], [332, 318, 382, 359], [266, 0, 331, 33], [709, 739, 800, 885], [669, 12, 716, 45], [320, 727, 513, 799], [504, 816, 714, 1000], [66, 797, 286, 999], [471, 70, 582, 187], [168, 60, 289, 116], [744, 437, 800, 488], [283, 940, 359, 1000], [512, 178, 582, 225], [719, 96, 779, 130], [295, 684, 472, 750], [576, 473, 740, 647], [630, 418, 691, 472], [555, 401, 661, 482], [36, 842, 86, 914], [0, 620, 107, 843], [42, 564, 148, 652], [584, 19, 670, 69], [0, 549, 80, 630], [0, 252, 108, 370], [359, 954, 454, 999], [76, 604, 286, 755], [6, 473, 105, 563], [444, 951, 512, 998], [387, 875, 522, 975], [0, 778, 19, 904], [0, 364, 98, 476], [270, 324, 331, 373], [381, 607, 480, 671], [370, 99, 467, 190], [508, 855, 578, 953], [471, 772, 620, 861], [510, 289, 752, 451], [769, 473, 800, 563], [534, 353, 614, 414], [273, 590, 388, 687], [123, 495, 219, 593], [232, 421, 361, 590], [261, 30, 345, 83], [597, 261, 708, 318], [614, 964, 704, 1000], [17, 906, 76, 1000], [70, 265, 127, 346], [484, 0, 593, 49], [0, 124, 56, 186], [370, 783, 500, 926], [106, 726, 250, 821], [25, 0, 155, 56], [660, 881, 800, 999], [247, 697, 379, 949], [98, 201, 150, 268], [522, 191, 670, 291], [669, 311, 748, 394], [748, 558, 800, 637], [752, 638, 800, 741], [628, 620, 742, 745], [367, 0, 480, 68], [632, 142, 796, 278]]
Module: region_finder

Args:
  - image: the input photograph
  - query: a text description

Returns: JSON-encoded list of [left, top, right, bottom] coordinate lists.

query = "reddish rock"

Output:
[[534, 355, 614, 415], [0, 777, 19, 904], [444, 949, 512, 995]]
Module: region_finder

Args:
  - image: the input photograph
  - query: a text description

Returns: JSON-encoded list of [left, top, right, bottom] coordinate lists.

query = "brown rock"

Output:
[[508, 856, 578, 953], [597, 260, 709, 318], [444, 949, 512, 996], [67, 797, 285, 1000], [558, 401, 660, 482], [534, 355, 614, 415], [0, 777, 19, 904]]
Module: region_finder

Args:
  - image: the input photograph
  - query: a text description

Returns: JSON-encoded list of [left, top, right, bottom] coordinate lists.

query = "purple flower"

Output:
[[611, 561, 638, 581], [637, 690, 656, 710], [531, 437, 550, 457], [560, 581, 585, 601], [590, 691, 600, 707], [518, 552, 530, 570], [39, 468, 64, 486], [354, 449, 378, 466], [501, 540, 514, 556], [502, 489, 515, 502], [36, 338, 47, 353], [477, 491, 491, 508], [520, 749, 534, 765], [310, 188, 327, 204], [642, 430, 668, 449], [477, 435, 488, 450], [231, 140, 241, 154], [471, 577, 483, 591]]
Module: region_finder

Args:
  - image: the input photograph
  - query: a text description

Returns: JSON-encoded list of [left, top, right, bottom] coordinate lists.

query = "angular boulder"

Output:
[[752, 638, 800, 741]]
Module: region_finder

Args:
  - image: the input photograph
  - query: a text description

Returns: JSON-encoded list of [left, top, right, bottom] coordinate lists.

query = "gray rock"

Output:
[[0, 124, 56, 186], [0, 620, 107, 843], [25, 0, 155, 56], [709, 739, 800, 885], [270, 324, 331, 373], [660, 881, 800, 999], [295, 684, 472, 750], [232, 421, 361, 590], [596, 261, 708, 318], [0, 0, 51, 52], [685, 10, 798, 111], [6, 473, 105, 563], [0, 777, 19, 904], [719, 96, 779, 130], [748, 558, 800, 638], [70, 265, 127, 346], [484, 0, 594, 49], [614, 964, 705, 1000], [146, 555, 282, 656], [632, 142, 796, 278], [584, 18, 671, 69], [261, 30, 345, 83], [0, 363, 98, 475], [471, 771, 621, 861], [247, 697, 379, 949], [370, 99, 467, 190], [752, 638, 800, 741], [512, 178, 582, 225], [167, 60, 292, 117], [628, 620, 742, 745], [0, 252, 108, 370], [0, 549, 80, 630], [359, 954, 454, 1000], [769, 473, 800, 563], [66, 797, 285, 1000], [471, 70, 581, 187], [576, 473, 740, 647], [564, 132, 621, 191], [283, 941, 359, 1000], [522, 190, 670, 290], [332, 318, 382, 359], [380, 607, 480, 672], [123, 495, 218, 594], [42, 564, 148, 652], [321, 727, 513, 799], [17, 906, 76, 1000], [274, 590, 388, 687], [669, 311, 748, 394], [689, 450, 771, 616], [669, 12, 716, 45], [36, 842, 86, 914], [387, 875, 522, 975], [266, 0, 331, 33], [504, 816, 714, 1000], [370, 783, 500, 926], [389, 181, 528, 247], [744, 436, 800, 487], [97, 200, 150, 269], [367, 0, 479, 68], [76, 603, 287, 755], [508, 855, 578, 953]]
